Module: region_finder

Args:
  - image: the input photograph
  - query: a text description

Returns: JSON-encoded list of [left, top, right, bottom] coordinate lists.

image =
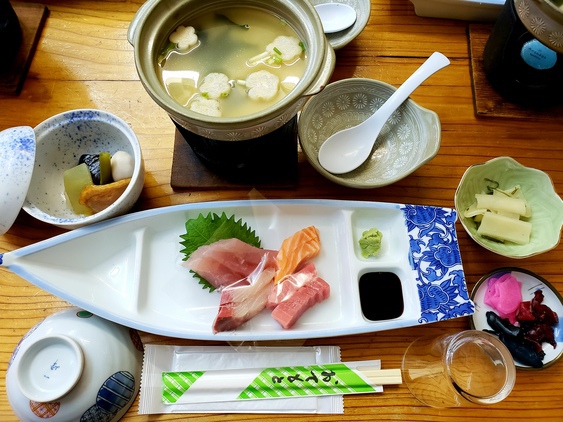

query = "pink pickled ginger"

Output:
[[484, 273, 522, 323]]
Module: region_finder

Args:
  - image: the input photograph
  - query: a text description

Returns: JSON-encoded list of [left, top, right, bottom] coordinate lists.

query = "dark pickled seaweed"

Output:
[[497, 331, 544, 368], [484, 287, 559, 367], [518, 290, 558, 351], [529, 290, 559, 326], [486, 311, 521, 337]]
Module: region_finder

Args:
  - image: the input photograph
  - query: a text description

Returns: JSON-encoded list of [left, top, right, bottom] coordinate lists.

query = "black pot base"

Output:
[[170, 117, 299, 189]]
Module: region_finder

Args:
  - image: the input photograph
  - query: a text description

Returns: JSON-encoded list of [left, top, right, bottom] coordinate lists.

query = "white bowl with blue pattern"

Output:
[[5, 109, 145, 230], [6, 307, 143, 421]]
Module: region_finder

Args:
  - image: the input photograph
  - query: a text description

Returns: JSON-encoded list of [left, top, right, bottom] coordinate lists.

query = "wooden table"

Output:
[[1, 0, 562, 420]]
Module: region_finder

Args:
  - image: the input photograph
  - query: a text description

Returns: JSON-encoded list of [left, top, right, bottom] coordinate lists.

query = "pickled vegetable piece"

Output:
[[477, 211, 532, 245], [79, 153, 101, 185], [485, 289, 558, 368], [99, 151, 113, 185], [475, 193, 527, 216], [484, 273, 522, 323], [63, 163, 94, 216], [493, 185, 532, 217]]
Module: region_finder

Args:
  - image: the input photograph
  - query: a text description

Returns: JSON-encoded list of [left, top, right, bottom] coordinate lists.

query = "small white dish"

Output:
[[470, 267, 563, 370], [315, 3, 357, 33], [0, 110, 145, 233], [455, 157, 563, 258], [22, 109, 145, 230], [310, 0, 370, 49], [6, 307, 144, 421]]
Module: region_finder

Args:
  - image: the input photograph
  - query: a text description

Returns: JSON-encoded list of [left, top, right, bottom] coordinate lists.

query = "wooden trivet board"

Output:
[[0, 2, 48, 95], [468, 23, 563, 120], [171, 128, 299, 190]]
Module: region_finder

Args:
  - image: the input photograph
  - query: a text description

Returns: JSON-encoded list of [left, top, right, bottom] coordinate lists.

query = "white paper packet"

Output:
[[139, 344, 343, 414]]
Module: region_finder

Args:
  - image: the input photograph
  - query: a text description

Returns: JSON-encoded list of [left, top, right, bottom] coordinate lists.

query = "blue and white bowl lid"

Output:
[[0, 126, 36, 235]]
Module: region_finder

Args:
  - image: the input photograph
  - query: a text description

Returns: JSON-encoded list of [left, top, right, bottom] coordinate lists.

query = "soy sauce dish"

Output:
[[470, 267, 563, 370]]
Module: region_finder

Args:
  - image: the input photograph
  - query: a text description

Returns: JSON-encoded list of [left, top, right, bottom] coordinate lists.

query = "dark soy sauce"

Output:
[[359, 272, 404, 321]]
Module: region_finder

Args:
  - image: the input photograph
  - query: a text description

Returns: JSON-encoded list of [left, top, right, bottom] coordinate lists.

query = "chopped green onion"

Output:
[[157, 41, 176, 66], [273, 47, 282, 55]]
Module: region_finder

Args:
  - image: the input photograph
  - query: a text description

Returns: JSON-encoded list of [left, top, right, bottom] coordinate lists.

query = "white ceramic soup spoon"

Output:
[[314, 3, 357, 34], [317, 52, 450, 174]]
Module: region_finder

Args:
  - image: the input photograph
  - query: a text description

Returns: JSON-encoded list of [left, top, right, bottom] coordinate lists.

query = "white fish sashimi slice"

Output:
[[184, 238, 277, 290], [213, 266, 276, 333]]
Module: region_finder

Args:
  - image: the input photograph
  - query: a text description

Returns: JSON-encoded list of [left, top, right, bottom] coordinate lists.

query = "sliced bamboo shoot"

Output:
[[464, 201, 487, 218], [477, 211, 532, 245], [475, 194, 527, 216], [498, 187, 532, 218], [494, 210, 520, 220]]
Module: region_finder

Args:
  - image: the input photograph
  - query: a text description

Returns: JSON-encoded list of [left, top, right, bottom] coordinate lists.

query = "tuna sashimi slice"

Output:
[[213, 266, 276, 333], [266, 262, 317, 309], [274, 226, 320, 284], [271, 276, 330, 329], [184, 238, 277, 290]]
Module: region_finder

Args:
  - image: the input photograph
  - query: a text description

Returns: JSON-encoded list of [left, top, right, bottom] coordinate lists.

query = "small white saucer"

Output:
[[17, 335, 84, 403], [470, 267, 563, 370], [311, 0, 370, 50]]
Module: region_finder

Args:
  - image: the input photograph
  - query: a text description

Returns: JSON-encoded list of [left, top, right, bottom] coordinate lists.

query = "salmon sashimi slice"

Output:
[[274, 226, 320, 284]]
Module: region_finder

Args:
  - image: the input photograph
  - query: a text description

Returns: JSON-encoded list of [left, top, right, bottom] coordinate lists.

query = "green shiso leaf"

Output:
[[179, 212, 261, 291]]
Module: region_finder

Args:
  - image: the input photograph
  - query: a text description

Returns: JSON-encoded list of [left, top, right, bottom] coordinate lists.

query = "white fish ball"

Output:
[[111, 151, 134, 181]]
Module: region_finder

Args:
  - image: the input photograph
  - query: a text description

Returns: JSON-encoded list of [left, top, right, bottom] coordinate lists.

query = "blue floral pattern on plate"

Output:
[[401, 204, 475, 323]]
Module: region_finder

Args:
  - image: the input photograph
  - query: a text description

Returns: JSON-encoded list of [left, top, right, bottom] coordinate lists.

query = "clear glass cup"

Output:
[[402, 330, 516, 408]]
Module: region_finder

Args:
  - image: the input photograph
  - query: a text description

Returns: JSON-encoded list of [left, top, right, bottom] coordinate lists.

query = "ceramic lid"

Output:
[[0, 126, 35, 235], [514, 0, 563, 53]]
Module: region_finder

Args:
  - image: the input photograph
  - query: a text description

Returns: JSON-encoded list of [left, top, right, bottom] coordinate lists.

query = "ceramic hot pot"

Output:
[[483, 0, 563, 106], [128, 0, 335, 142]]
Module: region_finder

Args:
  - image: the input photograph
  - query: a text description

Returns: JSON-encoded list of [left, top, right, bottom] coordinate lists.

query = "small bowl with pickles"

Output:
[[23, 109, 145, 230], [454, 156, 563, 258]]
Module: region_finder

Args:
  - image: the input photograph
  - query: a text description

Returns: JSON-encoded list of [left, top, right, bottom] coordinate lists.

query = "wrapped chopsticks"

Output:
[[162, 360, 402, 404]]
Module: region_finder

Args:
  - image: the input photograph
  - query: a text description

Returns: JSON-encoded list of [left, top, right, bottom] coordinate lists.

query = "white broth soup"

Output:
[[157, 8, 307, 118]]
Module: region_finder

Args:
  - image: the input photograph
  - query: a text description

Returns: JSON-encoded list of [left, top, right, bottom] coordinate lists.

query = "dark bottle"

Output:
[[0, 0, 22, 69], [483, 0, 563, 107]]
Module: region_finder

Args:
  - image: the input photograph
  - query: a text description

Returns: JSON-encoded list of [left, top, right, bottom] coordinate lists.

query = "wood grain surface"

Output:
[[1, 1, 562, 420]]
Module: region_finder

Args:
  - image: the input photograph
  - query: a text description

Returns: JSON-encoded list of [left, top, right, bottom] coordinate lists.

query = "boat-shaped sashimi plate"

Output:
[[0, 199, 474, 341]]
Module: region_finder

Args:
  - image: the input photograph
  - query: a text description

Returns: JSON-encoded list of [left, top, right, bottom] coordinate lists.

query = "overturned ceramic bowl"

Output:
[[455, 156, 563, 258], [22, 109, 145, 230], [6, 307, 144, 421], [298, 78, 441, 188], [470, 267, 563, 370]]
